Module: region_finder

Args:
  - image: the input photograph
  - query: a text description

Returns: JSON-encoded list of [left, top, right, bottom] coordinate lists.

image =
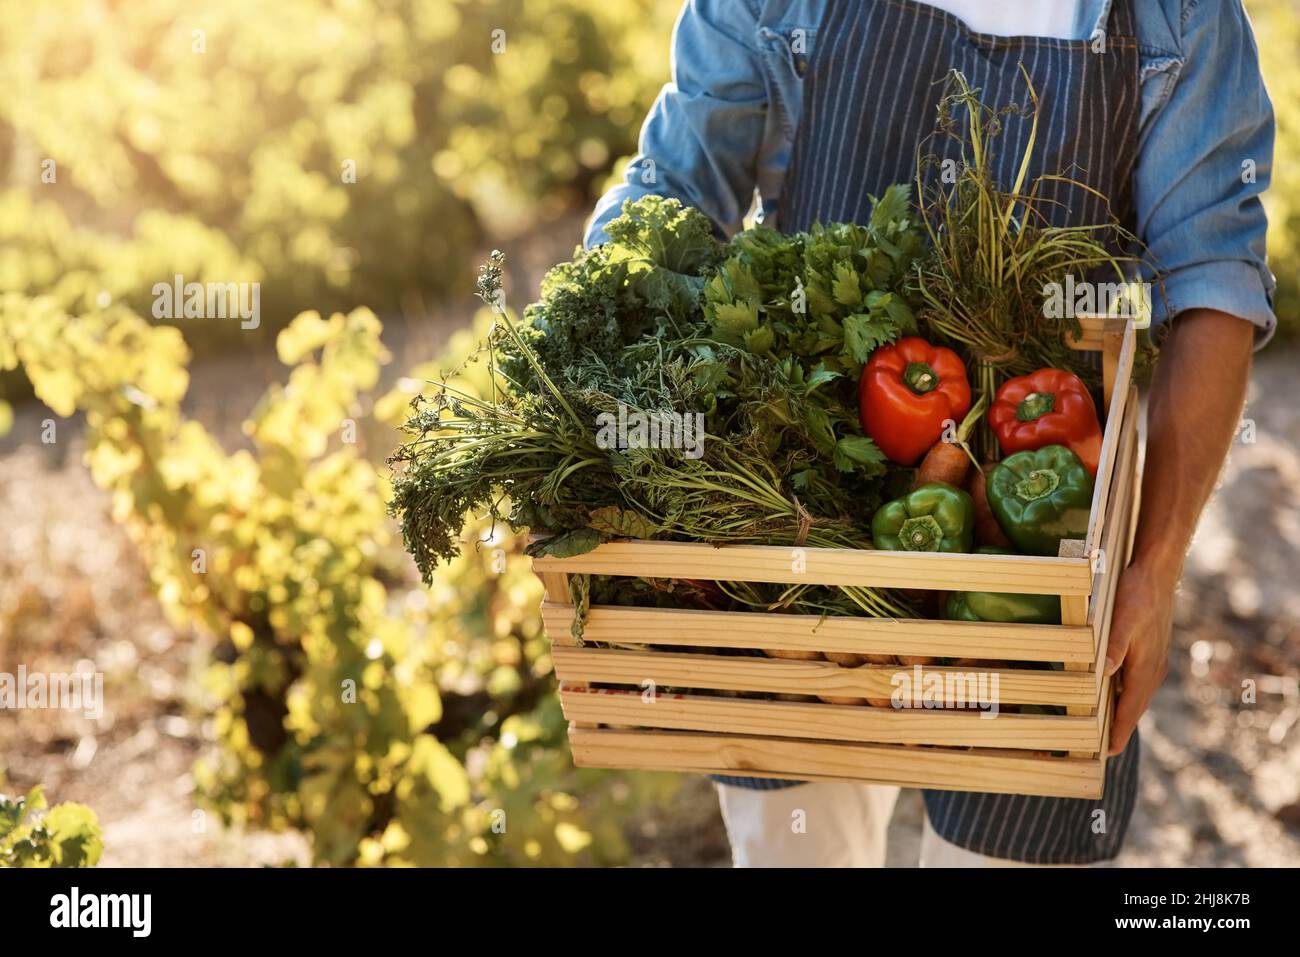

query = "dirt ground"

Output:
[[2, 247, 1298, 865]]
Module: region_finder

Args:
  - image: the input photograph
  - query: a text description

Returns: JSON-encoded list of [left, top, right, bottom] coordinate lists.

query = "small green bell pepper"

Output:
[[944, 547, 1062, 624], [872, 481, 974, 553], [987, 445, 1094, 556], [945, 590, 1062, 624]]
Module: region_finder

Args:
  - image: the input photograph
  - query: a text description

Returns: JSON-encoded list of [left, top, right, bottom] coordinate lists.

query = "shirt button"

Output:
[[795, 56, 808, 76]]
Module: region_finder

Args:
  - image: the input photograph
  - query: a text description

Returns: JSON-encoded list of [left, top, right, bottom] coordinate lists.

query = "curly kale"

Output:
[[509, 196, 722, 383]]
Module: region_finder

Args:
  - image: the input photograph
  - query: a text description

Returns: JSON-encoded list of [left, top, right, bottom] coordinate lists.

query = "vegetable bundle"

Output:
[[389, 189, 928, 618]]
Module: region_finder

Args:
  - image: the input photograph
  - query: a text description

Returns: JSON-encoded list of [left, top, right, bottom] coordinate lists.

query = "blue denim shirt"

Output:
[[585, 0, 1276, 342]]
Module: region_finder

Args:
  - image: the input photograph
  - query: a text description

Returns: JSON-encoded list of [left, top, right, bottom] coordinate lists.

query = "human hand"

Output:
[[1104, 561, 1176, 756]]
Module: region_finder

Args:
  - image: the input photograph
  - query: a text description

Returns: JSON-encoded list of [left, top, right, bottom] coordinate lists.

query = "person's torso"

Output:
[[747, 0, 1184, 227]]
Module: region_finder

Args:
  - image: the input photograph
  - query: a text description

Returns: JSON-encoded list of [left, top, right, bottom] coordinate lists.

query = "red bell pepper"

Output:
[[859, 338, 972, 466], [988, 368, 1102, 475]]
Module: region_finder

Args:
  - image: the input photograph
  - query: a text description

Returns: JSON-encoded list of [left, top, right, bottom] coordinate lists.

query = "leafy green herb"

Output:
[[525, 528, 604, 559], [703, 185, 926, 378], [389, 195, 926, 622], [587, 506, 661, 540]]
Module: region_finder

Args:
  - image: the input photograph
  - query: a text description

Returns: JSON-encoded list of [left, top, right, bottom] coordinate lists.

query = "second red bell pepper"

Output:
[[859, 338, 972, 466], [988, 368, 1103, 475]]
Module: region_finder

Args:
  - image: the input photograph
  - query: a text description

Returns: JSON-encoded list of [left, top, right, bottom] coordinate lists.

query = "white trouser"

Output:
[[715, 781, 1088, 868]]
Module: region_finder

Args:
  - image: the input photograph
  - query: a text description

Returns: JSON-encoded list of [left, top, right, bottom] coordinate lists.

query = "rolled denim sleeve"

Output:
[[1135, 0, 1276, 347], [583, 0, 768, 248]]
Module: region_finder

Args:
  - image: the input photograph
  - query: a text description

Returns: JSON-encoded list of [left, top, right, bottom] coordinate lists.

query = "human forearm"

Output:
[[584, 0, 768, 248], [1129, 309, 1255, 591], [1104, 308, 1256, 753]]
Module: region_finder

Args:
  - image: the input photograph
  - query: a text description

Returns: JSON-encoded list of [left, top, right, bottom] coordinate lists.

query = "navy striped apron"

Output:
[[715, 0, 1141, 865]]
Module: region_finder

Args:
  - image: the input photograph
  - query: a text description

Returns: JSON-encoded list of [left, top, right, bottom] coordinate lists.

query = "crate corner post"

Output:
[[538, 567, 600, 744]]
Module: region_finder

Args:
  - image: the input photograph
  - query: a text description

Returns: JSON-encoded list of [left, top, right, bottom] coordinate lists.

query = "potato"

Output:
[[762, 647, 821, 661], [820, 652, 895, 707]]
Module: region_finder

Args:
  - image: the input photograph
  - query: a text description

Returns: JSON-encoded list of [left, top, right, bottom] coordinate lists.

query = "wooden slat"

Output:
[[1086, 377, 1138, 553], [1060, 597, 1089, 628], [533, 540, 1092, 594], [1085, 374, 1138, 557], [1065, 314, 1130, 352], [1093, 672, 1115, 752], [552, 646, 1099, 707], [568, 727, 1104, 799], [1061, 589, 1093, 739], [1065, 395, 1138, 750], [1102, 328, 1124, 411], [1084, 316, 1136, 551], [1088, 397, 1141, 674], [559, 688, 1097, 750], [536, 570, 600, 728], [541, 603, 1097, 664], [1126, 401, 1145, 559], [1097, 671, 1117, 775], [540, 572, 570, 602]]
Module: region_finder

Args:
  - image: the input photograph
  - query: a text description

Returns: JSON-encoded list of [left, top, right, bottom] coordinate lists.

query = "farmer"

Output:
[[584, 0, 1275, 867]]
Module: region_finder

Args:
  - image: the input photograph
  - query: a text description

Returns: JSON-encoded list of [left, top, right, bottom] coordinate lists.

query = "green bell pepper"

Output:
[[945, 590, 1062, 624], [871, 482, 974, 553], [944, 547, 1062, 624], [987, 445, 1094, 556]]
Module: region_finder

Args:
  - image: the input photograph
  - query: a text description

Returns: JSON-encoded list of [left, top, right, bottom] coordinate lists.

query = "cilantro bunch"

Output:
[[704, 184, 926, 377]]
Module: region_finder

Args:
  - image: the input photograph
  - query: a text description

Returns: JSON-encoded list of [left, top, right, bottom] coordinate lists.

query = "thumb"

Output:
[[1103, 588, 1136, 676]]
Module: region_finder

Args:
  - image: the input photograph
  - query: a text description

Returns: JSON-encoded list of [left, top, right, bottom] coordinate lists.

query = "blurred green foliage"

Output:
[[1248, 0, 1300, 335], [0, 0, 1294, 343], [0, 0, 676, 347], [0, 785, 103, 867], [0, 296, 676, 865]]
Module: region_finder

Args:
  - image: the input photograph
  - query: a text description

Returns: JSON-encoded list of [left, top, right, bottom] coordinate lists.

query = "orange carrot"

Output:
[[912, 392, 986, 490], [914, 439, 970, 488]]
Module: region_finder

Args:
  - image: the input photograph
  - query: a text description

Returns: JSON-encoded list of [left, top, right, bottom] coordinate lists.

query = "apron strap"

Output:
[[1095, 0, 1137, 45]]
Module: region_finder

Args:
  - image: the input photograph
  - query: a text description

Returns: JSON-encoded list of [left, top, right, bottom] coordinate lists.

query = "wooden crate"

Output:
[[531, 316, 1142, 799]]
